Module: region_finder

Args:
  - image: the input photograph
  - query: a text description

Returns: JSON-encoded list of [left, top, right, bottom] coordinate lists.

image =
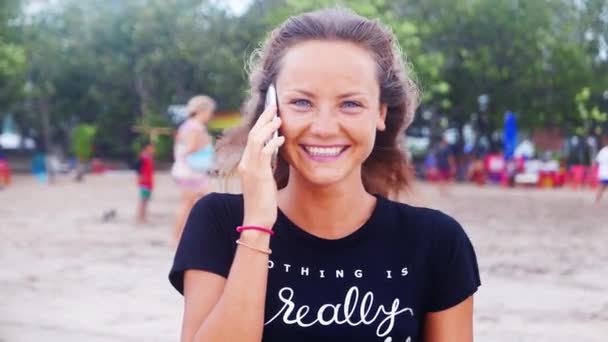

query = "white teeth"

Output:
[[304, 146, 344, 157]]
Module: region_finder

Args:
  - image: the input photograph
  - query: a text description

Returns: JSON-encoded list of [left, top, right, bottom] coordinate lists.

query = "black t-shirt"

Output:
[[170, 193, 481, 342]]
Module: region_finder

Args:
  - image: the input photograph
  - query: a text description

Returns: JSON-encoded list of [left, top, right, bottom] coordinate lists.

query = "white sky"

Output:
[[224, 0, 252, 16], [25, 0, 253, 16]]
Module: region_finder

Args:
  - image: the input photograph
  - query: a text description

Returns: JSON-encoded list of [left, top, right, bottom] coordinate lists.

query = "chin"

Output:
[[304, 174, 345, 187], [293, 166, 359, 188]]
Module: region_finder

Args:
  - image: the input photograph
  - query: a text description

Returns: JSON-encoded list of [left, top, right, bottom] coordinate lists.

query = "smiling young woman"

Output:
[[169, 8, 481, 342]]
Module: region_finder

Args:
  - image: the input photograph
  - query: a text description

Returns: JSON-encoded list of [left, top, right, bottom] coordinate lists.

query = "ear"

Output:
[[376, 104, 388, 131]]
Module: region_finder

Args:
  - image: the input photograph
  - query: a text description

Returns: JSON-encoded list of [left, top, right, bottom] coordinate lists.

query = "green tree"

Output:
[[265, 0, 448, 107], [71, 123, 96, 181], [9, 0, 608, 160], [0, 0, 26, 114]]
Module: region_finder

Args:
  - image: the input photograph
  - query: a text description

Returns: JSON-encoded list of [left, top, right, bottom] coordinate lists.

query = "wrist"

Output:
[[238, 229, 271, 245], [242, 217, 274, 229]]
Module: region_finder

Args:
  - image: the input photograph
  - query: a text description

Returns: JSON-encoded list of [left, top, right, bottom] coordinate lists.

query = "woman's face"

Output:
[[276, 40, 387, 188]]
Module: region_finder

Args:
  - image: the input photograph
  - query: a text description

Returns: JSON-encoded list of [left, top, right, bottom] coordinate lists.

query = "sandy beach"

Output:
[[1, 172, 606, 341]]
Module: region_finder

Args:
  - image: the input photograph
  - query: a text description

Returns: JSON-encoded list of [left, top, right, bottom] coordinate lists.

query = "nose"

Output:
[[308, 105, 339, 137]]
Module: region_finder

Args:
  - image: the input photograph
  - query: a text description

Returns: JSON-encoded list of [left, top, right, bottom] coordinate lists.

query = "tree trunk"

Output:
[[39, 97, 56, 183], [134, 72, 151, 118]]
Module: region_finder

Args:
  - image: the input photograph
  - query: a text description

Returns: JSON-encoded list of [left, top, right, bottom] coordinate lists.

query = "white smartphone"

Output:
[[265, 84, 279, 168]]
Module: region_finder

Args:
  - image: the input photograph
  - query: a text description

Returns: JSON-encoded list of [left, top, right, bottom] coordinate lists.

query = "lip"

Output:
[[300, 144, 350, 162]]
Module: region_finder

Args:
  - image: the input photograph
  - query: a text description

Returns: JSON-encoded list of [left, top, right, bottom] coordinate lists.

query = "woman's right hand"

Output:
[[238, 103, 285, 229]]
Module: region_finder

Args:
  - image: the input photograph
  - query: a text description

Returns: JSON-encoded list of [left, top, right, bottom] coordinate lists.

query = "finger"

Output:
[[261, 135, 285, 156], [251, 102, 277, 131], [248, 117, 281, 150]]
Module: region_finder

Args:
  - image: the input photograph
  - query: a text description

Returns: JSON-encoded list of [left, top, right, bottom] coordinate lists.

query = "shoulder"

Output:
[[182, 192, 244, 245], [193, 192, 243, 215], [381, 196, 461, 228], [177, 119, 197, 134], [184, 118, 204, 131], [380, 196, 469, 245]]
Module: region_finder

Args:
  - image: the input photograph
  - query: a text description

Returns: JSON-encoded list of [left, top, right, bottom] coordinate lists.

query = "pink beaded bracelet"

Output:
[[236, 225, 275, 236]]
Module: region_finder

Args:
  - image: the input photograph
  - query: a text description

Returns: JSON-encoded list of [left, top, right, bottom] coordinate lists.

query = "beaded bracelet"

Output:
[[236, 239, 272, 255], [236, 225, 274, 235]]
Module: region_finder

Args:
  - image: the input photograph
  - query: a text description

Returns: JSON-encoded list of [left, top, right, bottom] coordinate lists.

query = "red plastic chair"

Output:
[[426, 167, 440, 182], [0, 160, 10, 186], [555, 169, 567, 187], [586, 165, 599, 189], [569, 165, 587, 189], [90, 158, 107, 174], [538, 170, 554, 188]]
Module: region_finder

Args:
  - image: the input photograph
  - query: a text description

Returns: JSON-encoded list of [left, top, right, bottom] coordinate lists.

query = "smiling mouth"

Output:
[[301, 145, 349, 158]]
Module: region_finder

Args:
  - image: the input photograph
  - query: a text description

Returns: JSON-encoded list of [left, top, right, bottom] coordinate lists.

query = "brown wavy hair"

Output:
[[215, 8, 419, 197]]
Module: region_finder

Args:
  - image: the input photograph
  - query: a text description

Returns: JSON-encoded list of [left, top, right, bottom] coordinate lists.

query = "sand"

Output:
[[0, 172, 606, 341]]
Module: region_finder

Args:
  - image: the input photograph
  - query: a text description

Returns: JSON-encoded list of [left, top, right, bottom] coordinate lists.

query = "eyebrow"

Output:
[[290, 89, 316, 98], [288, 89, 366, 99], [336, 91, 365, 99]]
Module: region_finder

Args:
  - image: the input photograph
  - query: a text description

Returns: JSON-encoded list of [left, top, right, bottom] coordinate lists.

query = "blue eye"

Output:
[[291, 99, 312, 108], [342, 101, 362, 109]]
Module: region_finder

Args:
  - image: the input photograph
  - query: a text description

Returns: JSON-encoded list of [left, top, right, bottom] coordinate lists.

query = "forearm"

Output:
[[193, 231, 270, 342], [189, 97, 282, 341]]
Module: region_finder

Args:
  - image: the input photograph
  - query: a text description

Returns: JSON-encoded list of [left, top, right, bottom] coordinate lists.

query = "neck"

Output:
[[278, 169, 376, 239]]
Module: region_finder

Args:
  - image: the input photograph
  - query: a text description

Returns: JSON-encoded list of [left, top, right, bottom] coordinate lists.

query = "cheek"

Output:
[[278, 118, 304, 164], [278, 114, 304, 140], [347, 117, 378, 143], [278, 112, 378, 147]]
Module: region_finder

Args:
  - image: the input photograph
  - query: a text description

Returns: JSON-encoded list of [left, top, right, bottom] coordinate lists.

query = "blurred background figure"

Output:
[[594, 136, 608, 204], [467, 153, 486, 186], [135, 140, 155, 224], [170, 95, 216, 245], [31, 148, 48, 184], [0, 144, 10, 188], [434, 137, 456, 195]]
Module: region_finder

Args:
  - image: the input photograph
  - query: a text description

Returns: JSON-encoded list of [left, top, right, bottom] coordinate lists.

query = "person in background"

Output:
[[467, 153, 486, 186], [435, 137, 456, 195], [31, 148, 48, 184], [594, 135, 608, 203], [171, 95, 216, 244], [136, 141, 155, 224], [0, 144, 11, 188]]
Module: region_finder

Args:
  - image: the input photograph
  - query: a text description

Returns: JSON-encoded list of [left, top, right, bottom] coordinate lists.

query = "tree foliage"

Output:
[[1, 0, 606, 159]]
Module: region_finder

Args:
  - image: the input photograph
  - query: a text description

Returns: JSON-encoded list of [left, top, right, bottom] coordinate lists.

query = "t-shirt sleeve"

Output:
[[169, 193, 235, 295], [598, 149, 608, 163], [426, 211, 481, 312]]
